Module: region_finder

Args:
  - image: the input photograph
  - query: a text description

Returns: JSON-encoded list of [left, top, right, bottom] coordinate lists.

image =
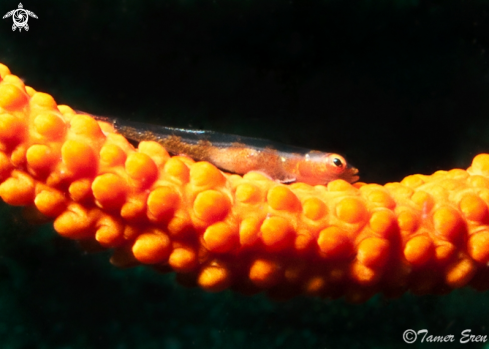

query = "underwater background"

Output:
[[1, 0, 489, 348]]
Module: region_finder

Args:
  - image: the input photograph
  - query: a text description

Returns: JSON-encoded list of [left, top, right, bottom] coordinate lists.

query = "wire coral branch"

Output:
[[0, 63, 488, 303]]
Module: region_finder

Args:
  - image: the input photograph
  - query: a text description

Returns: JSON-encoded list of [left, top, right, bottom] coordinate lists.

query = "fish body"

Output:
[[94, 116, 359, 185]]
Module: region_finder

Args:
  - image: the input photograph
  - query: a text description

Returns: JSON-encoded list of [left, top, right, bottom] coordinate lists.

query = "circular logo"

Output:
[[403, 329, 417, 344], [12, 9, 28, 28]]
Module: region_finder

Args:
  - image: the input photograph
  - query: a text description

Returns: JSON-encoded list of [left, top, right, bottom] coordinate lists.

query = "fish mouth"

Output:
[[348, 167, 360, 183]]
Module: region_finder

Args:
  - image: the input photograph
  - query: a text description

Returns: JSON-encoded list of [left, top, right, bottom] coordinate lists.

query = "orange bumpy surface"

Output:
[[1, 63, 489, 302]]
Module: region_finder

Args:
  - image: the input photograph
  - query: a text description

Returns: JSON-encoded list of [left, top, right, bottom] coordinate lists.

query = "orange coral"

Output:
[[1, 63, 489, 302]]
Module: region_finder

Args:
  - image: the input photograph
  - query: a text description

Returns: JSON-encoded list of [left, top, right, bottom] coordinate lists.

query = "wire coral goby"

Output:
[[96, 115, 360, 185], [0, 63, 488, 303]]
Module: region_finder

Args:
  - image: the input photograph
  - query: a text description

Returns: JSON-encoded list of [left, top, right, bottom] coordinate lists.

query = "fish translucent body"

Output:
[[94, 116, 359, 185]]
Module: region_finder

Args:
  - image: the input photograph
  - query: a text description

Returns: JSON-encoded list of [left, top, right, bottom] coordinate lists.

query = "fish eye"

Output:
[[327, 154, 346, 174], [332, 157, 343, 168]]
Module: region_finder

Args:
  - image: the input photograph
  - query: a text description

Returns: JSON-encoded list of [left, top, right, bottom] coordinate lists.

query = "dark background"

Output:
[[1, 0, 489, 348]]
